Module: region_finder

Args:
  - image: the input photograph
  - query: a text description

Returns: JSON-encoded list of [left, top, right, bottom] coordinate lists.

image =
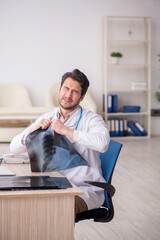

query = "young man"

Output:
[[10, 69, 110, 215]]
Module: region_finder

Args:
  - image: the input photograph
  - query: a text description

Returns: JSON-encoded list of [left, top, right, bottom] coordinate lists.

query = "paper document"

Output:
[[0, 166, 15, 176]]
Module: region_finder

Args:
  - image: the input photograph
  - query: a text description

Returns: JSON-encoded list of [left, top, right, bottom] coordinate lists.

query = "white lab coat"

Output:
[[10, 106, 110, 210]]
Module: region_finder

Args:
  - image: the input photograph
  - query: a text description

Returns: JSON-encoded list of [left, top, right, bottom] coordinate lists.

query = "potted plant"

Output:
[[110, 52, 123, 64]]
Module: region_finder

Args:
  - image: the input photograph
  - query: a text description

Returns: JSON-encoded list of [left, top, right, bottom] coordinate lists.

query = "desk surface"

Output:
[[0, 163, 83, 198]]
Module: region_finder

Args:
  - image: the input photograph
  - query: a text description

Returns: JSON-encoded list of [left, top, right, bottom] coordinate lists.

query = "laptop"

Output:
[[0, 175, 72, 191]]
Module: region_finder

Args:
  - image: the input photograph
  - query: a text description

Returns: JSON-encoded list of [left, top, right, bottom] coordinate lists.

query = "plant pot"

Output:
[[111, 57, 120, 65]]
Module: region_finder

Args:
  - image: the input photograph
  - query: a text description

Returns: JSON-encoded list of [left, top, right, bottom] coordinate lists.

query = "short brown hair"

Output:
[[61, 69, 90, 96]]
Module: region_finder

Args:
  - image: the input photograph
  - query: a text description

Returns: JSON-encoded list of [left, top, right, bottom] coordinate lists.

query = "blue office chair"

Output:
[[75, 140, 122, 223]]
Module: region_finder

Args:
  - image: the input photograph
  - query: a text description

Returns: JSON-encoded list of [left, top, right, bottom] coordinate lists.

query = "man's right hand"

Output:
[[27, 118, 52, 137], [22, 118, 52, 145], [37, 118, 52, 129]]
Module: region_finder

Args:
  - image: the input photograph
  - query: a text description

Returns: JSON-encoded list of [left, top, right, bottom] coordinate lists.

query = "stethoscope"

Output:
[[75, 106, 82, 130], [51, 106, 83, 130]]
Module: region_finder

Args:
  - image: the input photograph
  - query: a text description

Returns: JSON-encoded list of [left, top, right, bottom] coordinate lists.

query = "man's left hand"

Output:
[[51, 119, 74, 139], [51, 119, 67, 135]]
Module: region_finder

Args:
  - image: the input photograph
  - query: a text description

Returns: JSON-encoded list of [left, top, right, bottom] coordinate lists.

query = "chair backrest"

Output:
[[0, 83, 32, 108], [100, 140, 122, 208], [45, 82, 97, 113]]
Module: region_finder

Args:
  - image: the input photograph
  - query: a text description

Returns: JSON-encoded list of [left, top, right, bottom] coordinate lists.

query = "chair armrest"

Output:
[[84, 181, 115, 197]]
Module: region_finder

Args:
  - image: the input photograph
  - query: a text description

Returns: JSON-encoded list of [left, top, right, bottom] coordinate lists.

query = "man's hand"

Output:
[[22, 118, 52, 144], [51, 119, 74, 139], [28, 118, 52, 135], [37, 118, 52, 129]]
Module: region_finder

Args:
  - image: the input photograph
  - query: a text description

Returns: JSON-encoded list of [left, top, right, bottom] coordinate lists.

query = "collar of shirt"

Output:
[[52, 106, 81, 142], [56, 106, 81, 125]]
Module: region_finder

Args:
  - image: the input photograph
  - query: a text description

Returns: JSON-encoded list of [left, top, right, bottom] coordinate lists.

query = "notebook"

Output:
[[0, 166, 16, 176], [0, 175, 72, 190]]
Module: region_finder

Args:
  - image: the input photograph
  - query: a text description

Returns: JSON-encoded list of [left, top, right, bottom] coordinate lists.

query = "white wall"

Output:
[[0, 0, 160, 134]]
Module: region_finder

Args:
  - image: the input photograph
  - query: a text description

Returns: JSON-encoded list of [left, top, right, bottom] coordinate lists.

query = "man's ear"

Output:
[[80, 94, 86, 102]]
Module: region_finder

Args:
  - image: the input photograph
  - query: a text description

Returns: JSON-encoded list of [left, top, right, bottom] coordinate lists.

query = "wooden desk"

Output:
[[0, 164, 83, 240]]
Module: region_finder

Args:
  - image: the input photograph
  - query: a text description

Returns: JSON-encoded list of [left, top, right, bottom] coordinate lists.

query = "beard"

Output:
[[58, 96, 81, 111]]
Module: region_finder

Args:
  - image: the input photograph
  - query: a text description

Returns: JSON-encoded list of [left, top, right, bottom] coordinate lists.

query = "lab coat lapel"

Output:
[[65, 106, 81, 129]]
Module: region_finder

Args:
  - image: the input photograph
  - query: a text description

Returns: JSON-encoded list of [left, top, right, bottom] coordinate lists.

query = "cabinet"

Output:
[[101, 16, 151, 139]]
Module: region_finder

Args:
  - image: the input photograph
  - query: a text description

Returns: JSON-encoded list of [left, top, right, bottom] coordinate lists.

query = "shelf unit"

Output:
[[101, 16, 151, 139]]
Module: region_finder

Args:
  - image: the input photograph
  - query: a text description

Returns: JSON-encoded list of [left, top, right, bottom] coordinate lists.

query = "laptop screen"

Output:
[[0, 176, 72, 190]]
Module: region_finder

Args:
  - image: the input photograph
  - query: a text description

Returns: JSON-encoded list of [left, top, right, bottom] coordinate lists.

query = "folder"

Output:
[[135, 121, 147, 136], [112, 95, 118, 113], [123, 118, 128, 136], [110, 119, 115, 137], [107, 94, 112, 113], [114, 119, 119, 137], [121, 106, 141, 113], [119, 119, 124, 136], [127, 121, 143, 136], [127, 126, 136, 136], [102, 94, 105, 112]]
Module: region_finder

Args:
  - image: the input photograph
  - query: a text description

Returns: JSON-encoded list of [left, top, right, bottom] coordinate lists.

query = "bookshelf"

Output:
[[101, 16, 151, 139]]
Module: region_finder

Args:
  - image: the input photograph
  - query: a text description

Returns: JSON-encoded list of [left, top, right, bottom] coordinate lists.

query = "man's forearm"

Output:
[[63, 127, 74, 139]]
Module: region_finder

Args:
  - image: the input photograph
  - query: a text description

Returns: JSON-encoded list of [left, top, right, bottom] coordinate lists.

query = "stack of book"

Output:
[[107, 119, 147, 137]]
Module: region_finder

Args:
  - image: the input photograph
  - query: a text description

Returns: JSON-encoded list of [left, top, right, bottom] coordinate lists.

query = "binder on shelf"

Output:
[[107, 119, 113, 137], [108, 118, 125, 137], [102, 94, 105, 112], [112, 95, 118, 113], [121, 106, 141, 113], [123, 118, 128, 136], [135, 121, 147, 136], [119, 119, 124, 137], [107, 94, 112, 113], [107, 118, 148, 138], [114, 119, 119, 137], [128, 126, 136, 136], [127, 121, 143, 136], [108, 119, 115, 137], [110, 119, 115, 137], [107, 94, 118, 113]]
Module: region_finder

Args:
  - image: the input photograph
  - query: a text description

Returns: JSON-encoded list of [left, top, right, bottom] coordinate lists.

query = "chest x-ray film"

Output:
[[25, 125, 88, 172]]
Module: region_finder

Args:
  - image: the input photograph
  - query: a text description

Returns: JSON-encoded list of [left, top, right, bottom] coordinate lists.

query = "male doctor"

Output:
[[10, 69, 110, 216]]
